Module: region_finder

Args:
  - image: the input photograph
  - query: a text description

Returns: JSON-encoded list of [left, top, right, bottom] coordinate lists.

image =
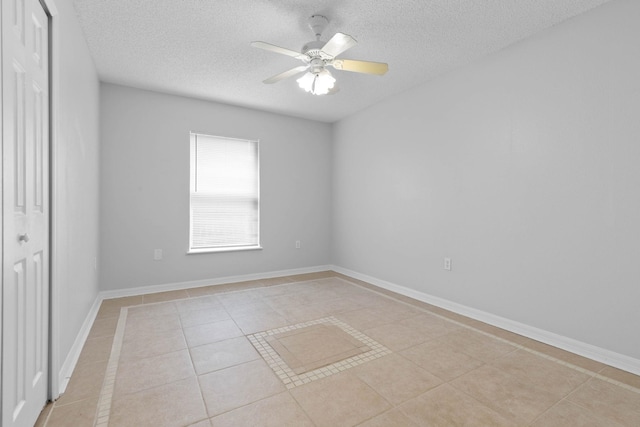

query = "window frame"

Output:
[[188, 132, 262, 254]]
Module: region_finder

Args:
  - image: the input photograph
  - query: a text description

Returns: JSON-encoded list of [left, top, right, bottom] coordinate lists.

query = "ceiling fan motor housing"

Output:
[[301, 40, 326, 58]]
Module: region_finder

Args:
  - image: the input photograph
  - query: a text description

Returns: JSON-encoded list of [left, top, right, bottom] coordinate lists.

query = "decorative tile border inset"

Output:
[[94, 308, 128, 427], [247, 316, 391, 389]]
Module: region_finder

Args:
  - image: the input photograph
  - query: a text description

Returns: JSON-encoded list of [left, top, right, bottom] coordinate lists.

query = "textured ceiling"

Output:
[[73, 0, 611, 123]]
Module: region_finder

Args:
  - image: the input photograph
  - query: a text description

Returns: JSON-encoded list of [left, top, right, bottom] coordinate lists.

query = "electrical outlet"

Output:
[[154, 249, 163, 260], [444, 257, 452, 271], [295, 240, 301, 249]]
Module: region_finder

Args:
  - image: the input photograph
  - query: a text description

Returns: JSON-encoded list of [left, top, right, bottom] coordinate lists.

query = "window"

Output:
[[189, 132, 260, 252]]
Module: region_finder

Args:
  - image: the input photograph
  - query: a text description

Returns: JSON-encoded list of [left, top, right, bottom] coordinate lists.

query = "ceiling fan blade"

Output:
[[332, 59, 388, 75], [251, 41, 305, 59], [263, 65, 309, 84], [320, 32, 357, 58]]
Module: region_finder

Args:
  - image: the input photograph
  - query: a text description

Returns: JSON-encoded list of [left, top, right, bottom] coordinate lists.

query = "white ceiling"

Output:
[[73, 0, 611, 123]]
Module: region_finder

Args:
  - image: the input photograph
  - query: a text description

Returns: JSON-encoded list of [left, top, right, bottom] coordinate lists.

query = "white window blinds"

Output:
[[189, 133, 260, 251]]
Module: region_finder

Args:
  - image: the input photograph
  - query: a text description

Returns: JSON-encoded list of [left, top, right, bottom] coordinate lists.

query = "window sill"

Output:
[[187, 245, 263, 255]]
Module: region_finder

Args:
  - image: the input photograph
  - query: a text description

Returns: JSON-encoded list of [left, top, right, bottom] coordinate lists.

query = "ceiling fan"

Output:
[[251, 15, 388, 95]]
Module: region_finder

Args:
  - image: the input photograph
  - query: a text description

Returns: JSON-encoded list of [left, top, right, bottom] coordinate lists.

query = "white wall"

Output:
[[332, 0, 640, 363], [99, 84, 332, 291], [51, 0, 100, 390]]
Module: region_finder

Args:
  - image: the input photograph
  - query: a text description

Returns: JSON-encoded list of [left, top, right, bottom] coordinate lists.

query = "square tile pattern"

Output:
[[36, 272, 640, 427], [249, 317, 390, 387], [267, 325, 369, 372]]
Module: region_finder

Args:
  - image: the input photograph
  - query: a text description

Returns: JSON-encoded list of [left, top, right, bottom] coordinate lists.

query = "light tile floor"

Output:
[[36, 271, 640, 426]]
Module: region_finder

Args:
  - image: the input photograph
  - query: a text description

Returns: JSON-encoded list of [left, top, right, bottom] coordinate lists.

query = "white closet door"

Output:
[[1, 0, 50, 425]]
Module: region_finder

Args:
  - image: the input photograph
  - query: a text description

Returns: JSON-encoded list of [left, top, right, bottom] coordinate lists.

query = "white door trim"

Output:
[[37, 0, 60, 400]]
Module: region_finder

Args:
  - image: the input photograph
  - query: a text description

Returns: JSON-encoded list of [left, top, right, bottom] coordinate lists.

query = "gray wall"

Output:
[[53, 0, 100, 385], [99, 84, 332, 291], [332, 0, 640, 361]]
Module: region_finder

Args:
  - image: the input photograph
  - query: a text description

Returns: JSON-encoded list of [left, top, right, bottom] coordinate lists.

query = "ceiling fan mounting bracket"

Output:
[[308, 15, 329, 40]]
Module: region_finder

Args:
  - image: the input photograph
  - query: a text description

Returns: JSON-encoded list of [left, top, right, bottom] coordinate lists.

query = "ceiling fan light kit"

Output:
[[251, 15, 388, 96], [297, 68, 336, 95]]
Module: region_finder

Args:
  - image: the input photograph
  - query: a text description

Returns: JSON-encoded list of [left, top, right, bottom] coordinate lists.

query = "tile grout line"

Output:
[[178, 302, 213, 425], [93, 307, 128, 427]]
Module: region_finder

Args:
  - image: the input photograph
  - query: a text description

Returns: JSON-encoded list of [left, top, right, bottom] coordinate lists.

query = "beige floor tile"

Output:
[[186, 285, 221, 297], [334, 307, 394, 331], [56, 359, 108, 406], [97, 296, 143, 318], [400, 339, 485, 381], [180, 306, 230, 328], [256, 283, 299, 298], [123, 312, 182, 341], [363, 322, 429, 351], [142, 289, 190, 303], [217, 279, 266, 291], [312, 297, 366, 314], [190, 336, 260, 375], [188, 419, 212, 427], [352, 354, 442, 405], [46, 397, 99, 427], [525, 340, 606, 373], [199, 359, 286, 417], [304, 281, 339, 291], [126, 301, 177, 318], [290, 372, 391, 427], [434, 328, 517, 363], [110, 377, 207, 427], [286, 271, 335, 282], [356, 408, 420, 427], [531, 400, 624, 427], [273, 303, 327, 323], [375, 301, 425, 321], [264, 293, 304, 310], [175, 295, 223, 313], [291, 289, 345, 306], [119, 327, 187, 361], [232, 310, 290, 335], [450, 365, 562, 424], [472, 322, 532, 345], [87, 315, 119, 339], [398, 384, 515, 427], [76, 335, 114, 365], [398, 313, 462, 338], [216, 289, 264, 308], [183, 319, 243, 347], [34, 401, 53, 427], [209, 392, 314, 427], [260, 276, 296, 286], [225, 300, 275, 318], [267, 324, 370, 374], [599, 366, 640, 389], [115, 349, 195, 395], [347, 292, 394, 308], [566, 378, 640, 426], [489, 349, 591, 397]]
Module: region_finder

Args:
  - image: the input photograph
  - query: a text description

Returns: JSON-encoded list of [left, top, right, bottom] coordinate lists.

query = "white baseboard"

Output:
[[331, 265, 640, 376], [99, 264, 332, 300], [57, 295, 102, 394]]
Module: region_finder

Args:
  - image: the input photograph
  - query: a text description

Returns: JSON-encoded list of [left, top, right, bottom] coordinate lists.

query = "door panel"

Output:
[[2, 0, 50, 425]]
